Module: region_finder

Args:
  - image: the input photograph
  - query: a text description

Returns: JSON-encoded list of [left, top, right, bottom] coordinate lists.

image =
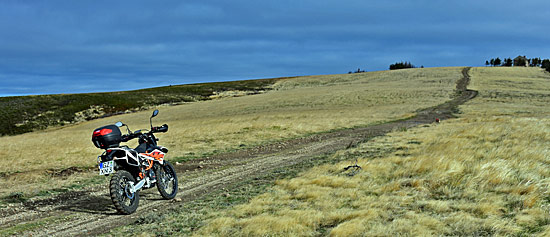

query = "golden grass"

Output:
[[465, 67, 550, 117], [0, 67, 462, 198], [195, 67, 550, 236]]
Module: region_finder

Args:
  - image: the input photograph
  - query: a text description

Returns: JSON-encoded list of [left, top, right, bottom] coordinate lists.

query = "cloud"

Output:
[[0, 0, 549, 95]]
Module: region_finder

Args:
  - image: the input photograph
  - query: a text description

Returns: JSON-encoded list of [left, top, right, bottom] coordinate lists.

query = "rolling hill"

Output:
[[0, 78, 279, 136], [2, 67, 550, 236]]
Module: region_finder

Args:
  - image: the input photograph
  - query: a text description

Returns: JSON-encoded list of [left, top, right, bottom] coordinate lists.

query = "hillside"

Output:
[[0, 67, 461, 189], [187, 67, 550, 236], [4, 67, 546, 235], [0, 78, 279, 136]]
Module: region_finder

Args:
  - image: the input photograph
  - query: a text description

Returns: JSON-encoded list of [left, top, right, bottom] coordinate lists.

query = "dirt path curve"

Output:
[[0, 67, 477, 236]]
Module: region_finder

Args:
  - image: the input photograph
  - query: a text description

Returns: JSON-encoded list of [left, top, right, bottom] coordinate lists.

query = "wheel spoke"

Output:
[[155, 161, 178, 199]]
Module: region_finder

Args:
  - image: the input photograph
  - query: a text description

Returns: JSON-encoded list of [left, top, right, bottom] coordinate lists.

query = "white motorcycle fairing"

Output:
[[98, 147, 167, 168]]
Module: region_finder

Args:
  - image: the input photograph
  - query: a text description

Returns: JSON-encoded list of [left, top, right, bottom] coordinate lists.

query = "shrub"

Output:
[[389, 61, 415, 70]]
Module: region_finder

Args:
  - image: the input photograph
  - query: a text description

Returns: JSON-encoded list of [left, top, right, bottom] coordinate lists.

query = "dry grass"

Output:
[[465, 67, 550, 117], [0, 67, 462, 198], [196, 67, 550, 236]]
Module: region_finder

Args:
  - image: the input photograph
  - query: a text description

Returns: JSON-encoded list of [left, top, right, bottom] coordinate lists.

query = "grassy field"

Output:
[[192, 67, 550, 236], [0, 67, 462, 201], [5, 66, 549, 236]]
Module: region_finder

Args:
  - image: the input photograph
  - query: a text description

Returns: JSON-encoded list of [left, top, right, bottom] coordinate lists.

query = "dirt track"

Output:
[[0, 67, 477, 236]]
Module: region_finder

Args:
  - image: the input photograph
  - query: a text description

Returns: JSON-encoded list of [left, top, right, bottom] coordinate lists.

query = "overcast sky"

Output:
[[1, 0, 548, 96]]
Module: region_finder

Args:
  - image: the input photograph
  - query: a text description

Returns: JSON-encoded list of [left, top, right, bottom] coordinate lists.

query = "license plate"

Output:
[[99, 160, 114, 175]]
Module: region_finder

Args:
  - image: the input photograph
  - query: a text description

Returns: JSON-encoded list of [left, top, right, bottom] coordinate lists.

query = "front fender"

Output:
[[158, 146, 168, 153]]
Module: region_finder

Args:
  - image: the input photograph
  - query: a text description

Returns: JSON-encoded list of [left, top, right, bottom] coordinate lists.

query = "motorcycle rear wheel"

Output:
[[155, 161, 178, 199], [110, 170, 140, 214]]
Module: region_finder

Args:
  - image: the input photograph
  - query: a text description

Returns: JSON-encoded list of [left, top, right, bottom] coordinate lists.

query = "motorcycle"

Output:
[[92, 109, 178, 214]]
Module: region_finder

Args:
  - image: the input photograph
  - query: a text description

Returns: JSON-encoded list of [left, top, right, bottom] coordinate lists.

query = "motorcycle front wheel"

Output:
[[110, 170, 140, 214], [155, 161, 178, 199]]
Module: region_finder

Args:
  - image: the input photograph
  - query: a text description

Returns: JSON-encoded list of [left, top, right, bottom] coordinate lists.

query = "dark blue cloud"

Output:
[[0, 0, 548, 96]]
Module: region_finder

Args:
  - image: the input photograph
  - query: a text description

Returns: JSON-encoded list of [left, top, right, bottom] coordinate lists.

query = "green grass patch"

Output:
[[0, 78, 280, 136], [3, 192, 26, 203]]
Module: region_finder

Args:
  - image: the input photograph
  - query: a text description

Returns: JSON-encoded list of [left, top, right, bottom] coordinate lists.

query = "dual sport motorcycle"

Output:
[[92, 109, 178, 214]]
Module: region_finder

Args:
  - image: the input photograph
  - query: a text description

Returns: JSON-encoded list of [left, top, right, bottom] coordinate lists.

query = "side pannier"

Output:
[[92, 125, 122, 149]]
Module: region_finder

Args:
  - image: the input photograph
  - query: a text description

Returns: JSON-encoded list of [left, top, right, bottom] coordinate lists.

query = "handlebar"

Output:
[[120, 124, 168, 142], [152, 124, 169, 133], [121, 132, 139, 142]]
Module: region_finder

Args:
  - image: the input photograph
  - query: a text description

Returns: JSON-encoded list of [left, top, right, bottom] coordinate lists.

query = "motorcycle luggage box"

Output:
[[92, 125, 122, 149]]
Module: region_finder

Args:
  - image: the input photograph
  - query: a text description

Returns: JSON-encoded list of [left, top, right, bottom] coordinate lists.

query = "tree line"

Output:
[[348, 61, 424, 73], [485, 56, 550, 72], [389, 61, 416, 70]]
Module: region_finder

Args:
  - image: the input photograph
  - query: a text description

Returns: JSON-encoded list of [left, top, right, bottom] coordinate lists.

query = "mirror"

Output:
[[115, 121, 124, 127], [152, 109, 159, 118]]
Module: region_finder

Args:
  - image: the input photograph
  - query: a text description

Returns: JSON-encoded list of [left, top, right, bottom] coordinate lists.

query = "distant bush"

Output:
[[389, 61, 415, 70], [488, 58, 502, 66], [542, 59, 550, 72], [502, 58, 513, 67], [530, 57, 543, 67], [348, 68, 367, 74], [513, 56, 528, 67]]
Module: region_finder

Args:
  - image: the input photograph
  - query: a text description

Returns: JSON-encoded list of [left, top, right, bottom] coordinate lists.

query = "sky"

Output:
[[0, 0, 549, 96]]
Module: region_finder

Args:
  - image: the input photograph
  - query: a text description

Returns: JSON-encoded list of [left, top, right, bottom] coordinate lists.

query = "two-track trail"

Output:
[[0, 67, 477, 236]]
